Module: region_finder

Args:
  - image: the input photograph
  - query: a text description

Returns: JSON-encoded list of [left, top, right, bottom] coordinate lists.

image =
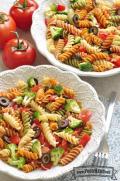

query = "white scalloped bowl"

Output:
[[0, 65, 105, 180], [31, 0, 118, 77]]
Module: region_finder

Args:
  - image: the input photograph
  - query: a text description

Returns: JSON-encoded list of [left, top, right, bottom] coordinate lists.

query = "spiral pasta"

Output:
[[0, 126, 6, 137], [84, 53, 109, 62], [93, 8, 108, 28], [3, 113, 21, 131], [60, 145, 83, 165], [63, 87, 75, 98], [58, 44, 80, 62], [0, 138, 4, 149], [30, 100, 45, 114], [35, 88, 45, 104], [93, 60, 114, 72], [78, 20, 92, 28], [56, 20, 82, 36], [55, 39, 65, 58], [18, 129, 35, 149], [47, 97, 65, 111], [111, 16, 120, 23], [18, 149, 38, 160], [110, 45, 120, 54], [65, 58, 81, 68], [47, 38, 56, 54], [41, 122, 57, 147], [55, 132, 79, 145], [75, 9, 87, 20], [64, 35, 75, 52], [22, 111, 31, 135], [45, 113, 62, 121], [81, 39, 101, 54], [54, 14, 68, 21], [22, 162, 39, 173], [71, 0, 86, 9], [0, 149, 10, 159], [102, 34, 114, 49]]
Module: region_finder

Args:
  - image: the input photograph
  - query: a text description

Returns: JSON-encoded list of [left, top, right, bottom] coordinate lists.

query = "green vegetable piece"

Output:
[[70, 0, 78, 2], [8, 157, 26, 169], [69, 116, 83, 129], [51, 147, 64, 166], [79, 62, 93, 72], [50, 3, 57, 11], [33, 111, 41, 119], [7, 144, 17, 160], [83, 129, 92, 135], [68, 9, 75, 24], [57, 11, 68, 15], [50, 26, 63, 40], [32, 140, 41, 154], [22, 92, 36, 106], [65, 99, 81, 113], [27, 77, 38, 88], [64, 127, 74, 134], [0, 114, 3, 119], [13, 96, 23, 104], [53, 84, 63, 95], [74, 36, 81, 44]]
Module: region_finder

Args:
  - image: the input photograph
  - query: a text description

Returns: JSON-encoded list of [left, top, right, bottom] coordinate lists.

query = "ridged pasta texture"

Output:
[[0, 77, 92, 172], [44, 1, 120, 72], [60, 145, 83, 165]]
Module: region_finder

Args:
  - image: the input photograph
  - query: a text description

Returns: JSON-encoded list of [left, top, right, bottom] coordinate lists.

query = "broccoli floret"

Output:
[[64, 127, 74, 134], [51, 147, 64, 166], [7, 144, 17, 160], [33, 111, 41, 119], [65, 99, 81, 113], [8, 157, 26, 169], [79, 62, 93, 72], [27, 77, 38, 88], [50, 3, 57, 11], [32, 140, 41, 156], [68, 116, 83, 129], [50, 26, 63, 40], [13, 96, 23, 104], [22, 92, 36, 106], [53, 84, 63, 95]]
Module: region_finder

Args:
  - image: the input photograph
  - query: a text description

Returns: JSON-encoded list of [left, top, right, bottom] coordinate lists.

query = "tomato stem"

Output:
[[23, 0, 28, 8], [0, 13, 8, 24]]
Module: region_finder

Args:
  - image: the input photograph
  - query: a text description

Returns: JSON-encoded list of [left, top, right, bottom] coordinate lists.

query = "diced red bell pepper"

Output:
[[79, 46, 87, 53], [73, 127, 83, 137], [78, 109, 92, 124], [79, 134, 90, 147], [113, 57, 120, 67], [98, 32, 108, 40], [31, 84, 42, 93], [59, 139, 68, 151], [10, 135, 20, 144], [57, 5, 65, 11]]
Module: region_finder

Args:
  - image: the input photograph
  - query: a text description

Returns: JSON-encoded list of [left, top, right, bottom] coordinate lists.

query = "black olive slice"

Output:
[[58, 119, 69, 129], [73, 14, 79, 25], [0, 97, 10, 107], [3, 135, 11, 144], [89, 26, 98, 35], [41, 153, 51, 164], [33, 126, 41, 138]]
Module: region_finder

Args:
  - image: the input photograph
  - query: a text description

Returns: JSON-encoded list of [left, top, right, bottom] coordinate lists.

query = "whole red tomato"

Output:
[[2, 32, 36, 69], [0, 12, 16, 49], [10, 0, 38, 31]]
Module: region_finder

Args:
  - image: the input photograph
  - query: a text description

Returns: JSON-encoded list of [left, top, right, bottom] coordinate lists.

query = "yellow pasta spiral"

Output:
[[102, 34, 114, 49], [93, 60, 114, 72], [55, 132, 79, 145], [18, 149, 38, 160], [35, 88, 45, 104], [60, 145, 83, 165], [58, 44, 80, 62], [93, 8, 108, 28], [75, 9, 87, 20], [63, 87, 75, 98], [0, 138, 4, 149], [78, 20, 92, 28]]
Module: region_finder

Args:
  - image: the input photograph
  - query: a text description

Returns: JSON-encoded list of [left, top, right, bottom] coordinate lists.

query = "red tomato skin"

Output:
[[59, 140, 68, 151], [57, 5, 65, 11], [2, 38, 36, 69], [10, 0, 38, 31], [0, 13, 16, 49], [31, 84, 42, 93], [40, 162, 53, 170], [79, 46, 86, 53], [10, 135, 20, 144], [113, 58, 120, 67], [78, 109, 92, 123], [98, 32, 108, 40], [79, 134, 90, 147]]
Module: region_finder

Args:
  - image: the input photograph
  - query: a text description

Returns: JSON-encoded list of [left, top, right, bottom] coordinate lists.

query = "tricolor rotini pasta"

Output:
[[44, 1, 120, 72], [0, 77, 92, 172]]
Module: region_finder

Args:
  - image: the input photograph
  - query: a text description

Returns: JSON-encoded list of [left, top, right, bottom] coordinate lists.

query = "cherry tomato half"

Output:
[[0, 12, 16, 49], [78, 109, 92, 124], [113, 58, 120, 67], [10, 0, 38, 31], [10, 135, 20, 144], [98, 32, 108, 40], [79, 134, 90, 147], [57, 5, 65, 11]]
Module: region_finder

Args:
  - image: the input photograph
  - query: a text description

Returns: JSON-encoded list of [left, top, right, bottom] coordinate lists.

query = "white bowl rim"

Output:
[[31, 0, 120, 78], [0, 65, 105, 180]]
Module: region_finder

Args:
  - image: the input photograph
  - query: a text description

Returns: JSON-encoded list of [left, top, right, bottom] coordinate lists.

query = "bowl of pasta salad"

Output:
[[0, 65, 105, 180], [31, 0, 120, 77]]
